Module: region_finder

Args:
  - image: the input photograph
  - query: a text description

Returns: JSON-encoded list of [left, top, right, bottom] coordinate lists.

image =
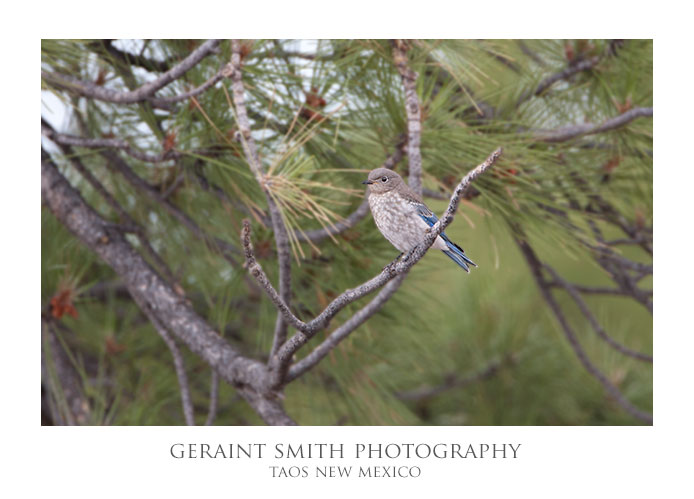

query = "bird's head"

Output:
[[362, 168, 403, 194]]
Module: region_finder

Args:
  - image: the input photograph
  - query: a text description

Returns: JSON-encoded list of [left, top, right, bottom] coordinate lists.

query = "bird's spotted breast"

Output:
[[368, 191, 430, 252]]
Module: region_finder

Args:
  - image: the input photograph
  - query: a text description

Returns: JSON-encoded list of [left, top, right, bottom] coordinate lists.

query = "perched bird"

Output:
[[363, 168, 477, 272]]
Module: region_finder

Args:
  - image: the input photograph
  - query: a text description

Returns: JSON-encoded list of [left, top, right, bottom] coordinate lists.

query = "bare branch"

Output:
[[285, 274, 407, 382], [392, 40, 423, 195], [517, 56, 601, 106], [42, 39, 221, 105], [294, 199, 371, 243], [535, 56, 601, 97], [563, 174, 653, 314], [241, 220, 308, 333], [42, 151, 295, 425], [148, 315, 196, 425], [152, 66, 229, 105], [42, 122, 175, 163], [230, 39, 293, 358], [536, 107, 653, 143]]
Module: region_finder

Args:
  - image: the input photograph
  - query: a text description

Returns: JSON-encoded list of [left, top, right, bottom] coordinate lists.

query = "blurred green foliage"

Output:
[[41, 39, 652, 425]]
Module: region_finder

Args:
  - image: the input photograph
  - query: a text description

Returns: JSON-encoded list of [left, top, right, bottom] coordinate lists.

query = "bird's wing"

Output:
[[401, 192, 454, 242], [414, 202, 439, 228], [415, 201, 476, 268], [414, 203, 455, 245]]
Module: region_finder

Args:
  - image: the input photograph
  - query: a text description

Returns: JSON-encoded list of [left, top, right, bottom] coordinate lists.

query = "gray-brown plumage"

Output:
[[362, 168, 476, 271]]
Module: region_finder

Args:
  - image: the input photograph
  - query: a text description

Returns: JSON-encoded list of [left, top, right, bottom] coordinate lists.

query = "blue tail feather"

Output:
[[441, 235, 477, 272], [414, 208, 477, 272], [443, 250, 470, 272]]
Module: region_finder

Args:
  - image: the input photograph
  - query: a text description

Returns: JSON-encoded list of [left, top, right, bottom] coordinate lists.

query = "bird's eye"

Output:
[[381, 176, 388, 182]]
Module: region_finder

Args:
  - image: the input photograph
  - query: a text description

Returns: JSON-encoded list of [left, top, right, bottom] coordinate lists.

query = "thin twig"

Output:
[[285, 274, 407, 382], [294, 199, 371, 243], [422, 187, 449, 200], [42, 124, 175, 163], [536, 107, 653, 143], [518, 56, 601, 106], [149, 315, 196, 425], [152, 66, 229, 105]]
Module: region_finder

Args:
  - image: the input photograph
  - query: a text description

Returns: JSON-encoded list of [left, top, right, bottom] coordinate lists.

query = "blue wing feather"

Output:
[[414, 204, 477, 271]]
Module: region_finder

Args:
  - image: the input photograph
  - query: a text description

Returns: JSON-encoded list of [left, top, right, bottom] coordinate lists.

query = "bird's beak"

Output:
[[362, 179, 374, 185]]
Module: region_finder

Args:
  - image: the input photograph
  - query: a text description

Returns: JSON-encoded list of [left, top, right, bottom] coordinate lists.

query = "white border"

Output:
[[7, 1, 692, 496]]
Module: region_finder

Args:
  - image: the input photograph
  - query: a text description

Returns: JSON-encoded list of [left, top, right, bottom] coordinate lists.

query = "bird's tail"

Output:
[[442, 239, 477, 273]]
